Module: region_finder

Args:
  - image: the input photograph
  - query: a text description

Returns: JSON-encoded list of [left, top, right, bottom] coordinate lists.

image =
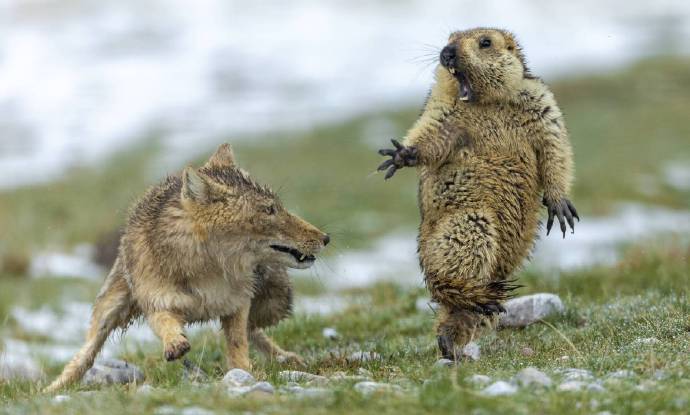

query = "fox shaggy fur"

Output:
[[378, 28, 578, 359], [45, 144, 329, 392]]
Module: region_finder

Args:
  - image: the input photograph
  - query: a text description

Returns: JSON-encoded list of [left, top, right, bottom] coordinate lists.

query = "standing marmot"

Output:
[[377, 28, 578, 359]]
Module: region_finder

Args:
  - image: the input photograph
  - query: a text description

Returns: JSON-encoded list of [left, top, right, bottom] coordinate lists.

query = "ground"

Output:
[[0, 58, 689, 414]]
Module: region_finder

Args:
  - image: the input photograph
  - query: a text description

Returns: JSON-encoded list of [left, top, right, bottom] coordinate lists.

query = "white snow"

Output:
[[1, 0, 689, 188]]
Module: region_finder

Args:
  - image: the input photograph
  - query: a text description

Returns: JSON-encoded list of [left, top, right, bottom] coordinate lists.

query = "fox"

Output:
[[45, 143, 329, 393]]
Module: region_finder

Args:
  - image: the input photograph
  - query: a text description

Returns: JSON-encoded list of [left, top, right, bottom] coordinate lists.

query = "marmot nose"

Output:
[[323, 234, 330, 246], [440, 45, 456, 66]]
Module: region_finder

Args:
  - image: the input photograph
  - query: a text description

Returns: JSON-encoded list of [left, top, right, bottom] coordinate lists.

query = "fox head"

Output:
[[180, 143, 329, 269]]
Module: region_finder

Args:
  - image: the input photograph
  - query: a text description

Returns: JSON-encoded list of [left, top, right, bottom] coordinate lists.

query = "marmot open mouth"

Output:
[[270, 244, 316, 263], [448, 67, 472, 102]]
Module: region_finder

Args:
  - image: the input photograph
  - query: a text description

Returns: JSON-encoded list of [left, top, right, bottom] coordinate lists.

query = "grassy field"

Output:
[[1, 58, 689, 414]]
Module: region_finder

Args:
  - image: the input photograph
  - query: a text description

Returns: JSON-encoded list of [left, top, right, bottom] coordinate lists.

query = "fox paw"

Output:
[[164, 335, 191, 361], [543, 197, 580, 238], [377, 139, 418, 179], [276, 351, 306, 367]]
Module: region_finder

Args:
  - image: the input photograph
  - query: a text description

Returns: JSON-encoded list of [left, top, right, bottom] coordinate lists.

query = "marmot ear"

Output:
[[203, 143, 236, 169], [181, 167, 210, 203]]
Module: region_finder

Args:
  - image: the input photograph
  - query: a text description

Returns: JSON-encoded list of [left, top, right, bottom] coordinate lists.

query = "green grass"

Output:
[[1, 57, 690, 413], [1, 241, 689, 414]]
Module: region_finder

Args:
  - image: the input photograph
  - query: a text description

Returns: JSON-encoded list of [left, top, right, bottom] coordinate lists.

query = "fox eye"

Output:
[[479, 37, 492, 49], [264, 205, 277, 215]]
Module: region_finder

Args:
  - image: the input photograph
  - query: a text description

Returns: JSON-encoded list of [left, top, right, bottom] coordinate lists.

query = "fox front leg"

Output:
[[377, 139, 419, 179]]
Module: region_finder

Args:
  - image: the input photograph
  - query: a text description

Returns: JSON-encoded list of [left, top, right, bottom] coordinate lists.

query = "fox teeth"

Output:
[[299, 255, 306, 261], [449, 67, 455, 74]]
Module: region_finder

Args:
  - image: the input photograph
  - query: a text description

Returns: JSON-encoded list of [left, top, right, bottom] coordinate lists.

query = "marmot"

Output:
[[45, 144, 330, 392], [377, 28, 578, 359]]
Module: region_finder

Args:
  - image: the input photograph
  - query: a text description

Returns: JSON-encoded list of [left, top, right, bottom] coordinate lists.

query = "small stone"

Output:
[[462, 342, 480, 361], [556, 355, 570, 363], [521, 347, 535, 357], [434, 358, 454, 368], [52, 395, 71, 403], [82, 358, 145, 386], [558, 381, 586, 392], [481, 381, 517, 396], [279, 370, 328, 385], [282, 385, 333, 399], [354, 381, 403, 396], [348, 351, 381, 363], [222, 368, 256, 387], [248, 381, 275, 395], [560, 368, 594, 381], [180, 406, 215, 415], [499, 293, 564, 328], [227, 381, 275, 398], [514, 367, 552, 388], [607, 370, 633, 379], [467, 374, 492, 385], [322, 327, 339, 340]]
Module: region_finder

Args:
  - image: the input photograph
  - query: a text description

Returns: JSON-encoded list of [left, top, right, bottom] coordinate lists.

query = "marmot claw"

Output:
[[377, 139, 418, 180], [543, 197, 580, 238]]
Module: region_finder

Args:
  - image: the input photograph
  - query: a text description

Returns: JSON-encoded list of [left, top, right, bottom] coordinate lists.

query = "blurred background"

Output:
[[0, 0, 689, 383]]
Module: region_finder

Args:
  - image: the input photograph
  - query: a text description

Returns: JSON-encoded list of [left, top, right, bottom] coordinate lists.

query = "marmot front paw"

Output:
[[543, 197, 580, 238], [377, 139, 418, 180]]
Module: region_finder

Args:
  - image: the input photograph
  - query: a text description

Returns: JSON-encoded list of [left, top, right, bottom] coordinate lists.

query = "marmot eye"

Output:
[[479, 37, 492, 49]]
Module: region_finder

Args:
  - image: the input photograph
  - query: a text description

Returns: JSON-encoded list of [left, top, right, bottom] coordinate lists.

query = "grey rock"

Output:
[[481, 381, 517, 396], [558, 380, 587, 392], [354, 381, 403, 396], [462, 342, 480, 361], [279, 370, 328, 385], [222, 368, 256, 387], [322, 327, 339, 340], [434, 358, 454, 368], [52, 395, 71, 403], [329, 371, 370, 382], [227, 381, 275, 397], [607, 370, 633, 379], [282, 385, 333, 399], [499, 293, 564, 328], [560, 368, 594, 381], [587, 382, 606, 393], [348, 351, 381, 362], [514, 367, 552, 387], [82, 358, 144, 386], [467, 374, 492, 385]]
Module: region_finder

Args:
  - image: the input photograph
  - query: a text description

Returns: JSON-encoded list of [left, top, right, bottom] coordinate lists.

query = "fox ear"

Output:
[[181, 167, 210, 203], [203, 143, 236, 169]]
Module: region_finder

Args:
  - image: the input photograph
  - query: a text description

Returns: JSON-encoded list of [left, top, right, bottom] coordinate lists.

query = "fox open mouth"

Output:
[[270, 244, 316, 264], [448, 67, 472, 102]]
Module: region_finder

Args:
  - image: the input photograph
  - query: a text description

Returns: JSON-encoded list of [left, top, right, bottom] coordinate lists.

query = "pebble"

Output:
[[281, 385, 333, 399], [499, 293, 564, 328], [279, 370, 328, 385], [227, 381, 275, 397], [82, 358, 145, 386], [434, 358, 454, 368], [481, 381, 517, 396], [52, 395, 71, 403], [322, 327, 339, 340], [514, 367, 552, 388], [222, 368, 256, 387], [354, 381, 403, 396], [348, 351, 381, 362], [462, 342, 480, 361], [560, 368, 594, 381]]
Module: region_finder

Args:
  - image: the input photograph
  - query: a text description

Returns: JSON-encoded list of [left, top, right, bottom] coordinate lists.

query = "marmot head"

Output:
[[180, 143, 329, 269], [439, 28, 532, 103]]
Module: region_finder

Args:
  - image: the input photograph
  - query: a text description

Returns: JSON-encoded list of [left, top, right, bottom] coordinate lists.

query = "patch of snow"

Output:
[[2, 1, 690, 188], [30, 244, 104, 280]]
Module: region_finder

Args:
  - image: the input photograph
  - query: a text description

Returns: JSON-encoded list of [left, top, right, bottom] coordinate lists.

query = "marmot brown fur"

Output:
[[377, 28, 578, 359]]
